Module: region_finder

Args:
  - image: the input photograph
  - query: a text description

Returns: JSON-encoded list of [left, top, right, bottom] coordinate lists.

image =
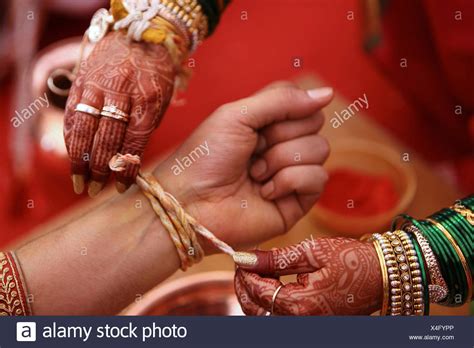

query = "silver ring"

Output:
[[102, 105, 129, 117], [101, 105, 130, 123], [75, 103, 101, 117], [270, 284, 284, 316]]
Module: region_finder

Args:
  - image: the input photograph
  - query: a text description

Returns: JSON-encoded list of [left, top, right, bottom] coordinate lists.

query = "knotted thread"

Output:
[[114, 0, 161, 42], [109, 154, 235, 270]]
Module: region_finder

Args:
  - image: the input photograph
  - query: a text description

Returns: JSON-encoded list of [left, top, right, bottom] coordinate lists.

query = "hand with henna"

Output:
[[234, 237, 383, 315], [64, 31, 176, 197]]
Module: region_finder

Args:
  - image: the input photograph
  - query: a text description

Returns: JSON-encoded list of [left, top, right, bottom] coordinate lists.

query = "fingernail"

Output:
[[116, 182, 128, 193], [88, 181, 104, 197], [261, 181, 274, 198], [72, 175, 85, 194], [233, 252, 258, 266], [250, 159, 267, 179], [307, 87, 333, 100]]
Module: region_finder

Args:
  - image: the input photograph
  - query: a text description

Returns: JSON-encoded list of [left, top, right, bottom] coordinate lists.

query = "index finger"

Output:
[[233, 238, 325, 276], [227, 86, 333, 130]]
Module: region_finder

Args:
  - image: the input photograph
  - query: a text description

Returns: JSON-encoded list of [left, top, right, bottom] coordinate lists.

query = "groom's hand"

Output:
[[154, 82, 334, 253]]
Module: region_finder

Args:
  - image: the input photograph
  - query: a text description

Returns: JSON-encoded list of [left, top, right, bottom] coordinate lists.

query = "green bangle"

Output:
[[425, 227, 462, 305], [432, 210, 473, 278], [391, 197, 474, 306], [424, 220, 469, 305]]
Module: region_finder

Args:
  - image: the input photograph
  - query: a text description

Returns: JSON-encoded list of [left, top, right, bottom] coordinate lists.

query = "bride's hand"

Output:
[[64, 31, 176, 197], [153, 82, 334, 253], [234, 237, 382, 315]]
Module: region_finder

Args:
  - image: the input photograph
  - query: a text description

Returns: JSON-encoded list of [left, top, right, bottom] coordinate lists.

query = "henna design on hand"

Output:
[[64, 31, 176, 196], [234, 237, 383, 315]]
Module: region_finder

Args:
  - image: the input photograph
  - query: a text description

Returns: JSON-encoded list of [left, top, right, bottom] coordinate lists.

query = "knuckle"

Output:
[[310, 111, 325, 129], [274, 86, 300, 104], [319, 167, 329, 185], [266, 123, 285, 143], [277, 169, 293, 189], [317, 136, 330, 162], [215, 102, 238, 117]]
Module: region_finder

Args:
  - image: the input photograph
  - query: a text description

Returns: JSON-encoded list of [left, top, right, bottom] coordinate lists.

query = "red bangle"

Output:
[[0, 251, 32, 316]]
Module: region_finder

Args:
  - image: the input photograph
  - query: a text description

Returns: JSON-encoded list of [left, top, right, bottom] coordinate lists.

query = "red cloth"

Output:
[[0, 0, 472, 247], [368, 0, 473, 190]]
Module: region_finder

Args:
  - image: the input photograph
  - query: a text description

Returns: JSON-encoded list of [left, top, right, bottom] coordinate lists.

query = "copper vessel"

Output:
[[31, 37, 93, 156], [122, 271, 244, 316]]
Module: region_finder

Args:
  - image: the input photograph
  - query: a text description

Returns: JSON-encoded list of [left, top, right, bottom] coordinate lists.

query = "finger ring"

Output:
[[100, 105, 130, 123], [270, 284, 284, 316], [75, 103, 101, 117]]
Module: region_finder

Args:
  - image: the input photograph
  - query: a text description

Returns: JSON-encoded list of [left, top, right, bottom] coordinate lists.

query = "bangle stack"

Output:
[[394, 230, 426, 315], [371, 231, 424, 315], [391, 195, 473, 307], [81, 1, 229, 95], [110, 0, 209, 53], [370, 195, 473, 315]]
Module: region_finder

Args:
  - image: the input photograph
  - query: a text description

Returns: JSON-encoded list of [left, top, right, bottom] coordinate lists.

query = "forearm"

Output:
[[16, 185, 180, 315]]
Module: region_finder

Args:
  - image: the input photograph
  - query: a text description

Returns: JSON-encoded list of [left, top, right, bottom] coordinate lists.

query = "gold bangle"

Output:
[[386, 232, 414, 315], [373, 233, 402, 315], [427, 218, 473, 302], [372, 239, 389, 316], [395, 230, 425, 315]]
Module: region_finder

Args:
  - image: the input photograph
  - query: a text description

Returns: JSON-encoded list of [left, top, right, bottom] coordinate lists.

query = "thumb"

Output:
[[233, 238, 324, 276], [227, 85, 333, 131]]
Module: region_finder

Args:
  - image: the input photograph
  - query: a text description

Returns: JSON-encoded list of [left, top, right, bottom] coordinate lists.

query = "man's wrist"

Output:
[[151, 163, 218, 255]]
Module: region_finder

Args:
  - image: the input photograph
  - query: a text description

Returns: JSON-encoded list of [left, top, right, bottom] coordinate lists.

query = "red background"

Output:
[[0, 0, 472, 246]]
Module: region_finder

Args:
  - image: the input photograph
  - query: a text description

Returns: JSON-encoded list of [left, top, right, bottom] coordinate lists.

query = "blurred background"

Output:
[[0, 0, 472, 315]]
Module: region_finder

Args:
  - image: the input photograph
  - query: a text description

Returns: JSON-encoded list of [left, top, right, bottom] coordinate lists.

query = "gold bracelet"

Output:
[[384, 232, 412, 315], [427, 218, 473, 302], [160, 0, 209, 50], [395, 230, 425, 315], [111, 0, 189, 60], [372, 238, 389, 315], [373, 233, 402, 315]]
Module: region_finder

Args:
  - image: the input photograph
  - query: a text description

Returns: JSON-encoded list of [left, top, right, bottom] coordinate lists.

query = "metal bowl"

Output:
[[122, 271, 244, 316]]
